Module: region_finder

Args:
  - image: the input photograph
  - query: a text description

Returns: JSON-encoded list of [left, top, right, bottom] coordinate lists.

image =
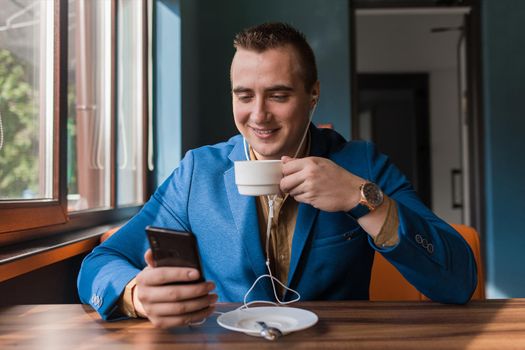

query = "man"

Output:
[[78, 22, 477, 329]]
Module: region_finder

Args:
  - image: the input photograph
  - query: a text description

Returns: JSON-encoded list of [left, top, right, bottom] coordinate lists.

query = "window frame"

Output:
[[0, 0, 68, 236], [0, 0, 152, 246]]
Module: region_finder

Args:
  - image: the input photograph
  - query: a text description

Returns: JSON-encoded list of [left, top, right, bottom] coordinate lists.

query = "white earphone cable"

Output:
[[240, 102, 317, 308]]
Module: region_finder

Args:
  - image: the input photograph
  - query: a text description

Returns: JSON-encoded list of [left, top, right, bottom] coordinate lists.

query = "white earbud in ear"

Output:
[[311, 98, 319, 111]]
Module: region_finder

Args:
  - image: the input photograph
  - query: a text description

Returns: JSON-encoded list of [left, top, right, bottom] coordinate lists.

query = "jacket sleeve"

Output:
[[364, 142, 477, 304], [77, 151, 195, 320]]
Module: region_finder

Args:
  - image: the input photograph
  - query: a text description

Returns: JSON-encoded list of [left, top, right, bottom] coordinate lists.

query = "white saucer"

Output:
[[216, 306, 318, 336]]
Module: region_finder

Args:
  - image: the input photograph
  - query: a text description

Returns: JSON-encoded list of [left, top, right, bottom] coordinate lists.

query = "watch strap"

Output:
[[347, 203, 371, 220]]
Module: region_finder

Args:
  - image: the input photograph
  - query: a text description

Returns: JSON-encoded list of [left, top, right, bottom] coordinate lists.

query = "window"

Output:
[[0, 1, 54, 201], [67, 0, 113, 211], [117, 0, 147, 207], [0, 0, 151, 245]]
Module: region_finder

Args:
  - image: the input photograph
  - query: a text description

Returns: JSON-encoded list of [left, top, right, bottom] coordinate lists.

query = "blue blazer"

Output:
[[78, 125, 477, 320]]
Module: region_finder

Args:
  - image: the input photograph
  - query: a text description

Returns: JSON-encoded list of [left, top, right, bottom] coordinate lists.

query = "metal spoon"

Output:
[[256, 321, 283, 341]]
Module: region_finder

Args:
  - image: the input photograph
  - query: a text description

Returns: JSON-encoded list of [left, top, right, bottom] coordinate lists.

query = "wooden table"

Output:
[[1, 300, 525, 349]]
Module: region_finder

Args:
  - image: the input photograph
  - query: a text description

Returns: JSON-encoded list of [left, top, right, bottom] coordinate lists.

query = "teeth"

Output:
[[253, 129, 275, 134]]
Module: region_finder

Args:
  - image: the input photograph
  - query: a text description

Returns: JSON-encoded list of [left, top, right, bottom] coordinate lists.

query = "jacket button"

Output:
[[415, 234, 423, 244], [91, 295, 102, 308], [427, 243, 434, 254]]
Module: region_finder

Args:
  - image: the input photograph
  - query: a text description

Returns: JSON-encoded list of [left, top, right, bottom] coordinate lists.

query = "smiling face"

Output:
[[230, 45, 319, 160]]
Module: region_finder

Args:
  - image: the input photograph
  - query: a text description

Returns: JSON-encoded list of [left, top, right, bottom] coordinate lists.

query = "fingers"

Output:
[[281, 156, 306, 176], [137, 266, 202, 286], [281, 174, 304, 194], [145, 293, 218, 317], [135, 267, 218, 328], [149, 304, 217, 329], [144, 249, 154, 267], [139, 281, 215, 304], [281, 155, 293, 163], [281, 158, 313, 194]]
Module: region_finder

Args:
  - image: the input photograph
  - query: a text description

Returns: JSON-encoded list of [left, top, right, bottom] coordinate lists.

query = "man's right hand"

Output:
[[133, 249, 217, 329]]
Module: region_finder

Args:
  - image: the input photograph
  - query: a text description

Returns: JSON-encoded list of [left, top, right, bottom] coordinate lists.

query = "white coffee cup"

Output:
[[234, 160, 283, 196]]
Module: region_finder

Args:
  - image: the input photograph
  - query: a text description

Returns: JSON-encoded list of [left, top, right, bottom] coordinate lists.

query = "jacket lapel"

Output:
[[287, 125, 331, 288], [287, 203, 319, 287], [224, 140, 270, 288]]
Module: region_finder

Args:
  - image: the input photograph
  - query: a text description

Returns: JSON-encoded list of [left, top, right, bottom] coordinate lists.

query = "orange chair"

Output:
[[370, 223, 485, 301]]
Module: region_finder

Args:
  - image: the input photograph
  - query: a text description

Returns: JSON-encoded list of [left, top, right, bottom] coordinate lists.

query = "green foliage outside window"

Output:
[[0, 48, 38, 199], [67, 82, 78, 196]]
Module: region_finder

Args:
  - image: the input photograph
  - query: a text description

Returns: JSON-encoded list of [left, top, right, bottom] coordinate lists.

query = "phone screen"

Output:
[[145, 226, 204, 283]]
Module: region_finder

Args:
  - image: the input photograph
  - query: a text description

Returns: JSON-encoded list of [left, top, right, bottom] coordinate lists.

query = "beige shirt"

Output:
[[256, 191, 299, 290]]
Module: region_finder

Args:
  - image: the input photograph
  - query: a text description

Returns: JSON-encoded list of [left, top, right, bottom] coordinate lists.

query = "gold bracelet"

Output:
[[118, 277, 138, 318]]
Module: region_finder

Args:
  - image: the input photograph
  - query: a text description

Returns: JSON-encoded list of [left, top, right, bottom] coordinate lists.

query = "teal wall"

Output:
[[482, 0, 525, 298], [180, 0, 351, 151], [155, 0, 182, 184]]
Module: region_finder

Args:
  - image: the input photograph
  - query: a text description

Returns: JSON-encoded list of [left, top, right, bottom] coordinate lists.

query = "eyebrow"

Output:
[[232, 86, 252, 94], [232, 85, 294, 94], [266, 85, 294, 92]]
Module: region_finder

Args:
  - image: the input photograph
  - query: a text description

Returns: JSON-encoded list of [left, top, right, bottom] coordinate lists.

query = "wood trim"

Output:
[[0, 236, 99, 283], [0, 205, 67, 234], [0, 205, 140, 247]]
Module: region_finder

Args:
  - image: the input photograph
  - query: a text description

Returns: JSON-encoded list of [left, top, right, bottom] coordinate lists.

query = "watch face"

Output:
[[362, 182, 384, 207]]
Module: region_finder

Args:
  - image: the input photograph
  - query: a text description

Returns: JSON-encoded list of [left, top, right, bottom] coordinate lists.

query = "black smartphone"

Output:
[[145, 226, 205, 283]]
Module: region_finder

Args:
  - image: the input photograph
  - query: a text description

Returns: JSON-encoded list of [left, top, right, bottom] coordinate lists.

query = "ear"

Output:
[[310, 81, 320, 108]]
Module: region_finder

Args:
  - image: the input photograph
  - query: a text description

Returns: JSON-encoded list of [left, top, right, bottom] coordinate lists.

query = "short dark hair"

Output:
[[233, 22, 318, 91]]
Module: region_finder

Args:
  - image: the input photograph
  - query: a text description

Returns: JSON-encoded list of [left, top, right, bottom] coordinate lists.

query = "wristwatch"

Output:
[[347, 182, 384, 220]]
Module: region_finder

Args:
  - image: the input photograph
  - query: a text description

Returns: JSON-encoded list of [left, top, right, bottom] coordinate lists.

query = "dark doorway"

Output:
[[357, 73, 431, 207]]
